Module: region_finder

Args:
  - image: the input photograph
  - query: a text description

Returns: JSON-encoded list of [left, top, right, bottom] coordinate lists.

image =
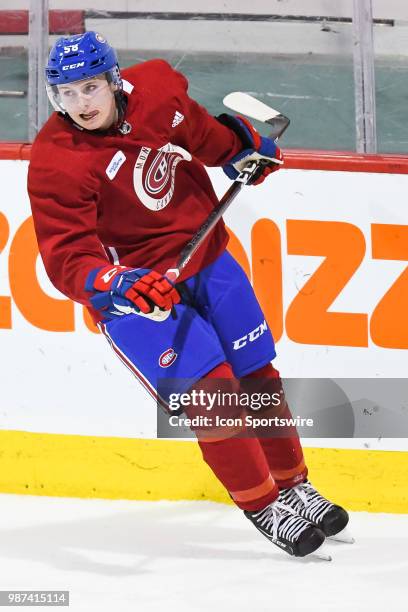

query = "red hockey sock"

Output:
[[242, 363, 308, 489], [187, 362, 279, 511]]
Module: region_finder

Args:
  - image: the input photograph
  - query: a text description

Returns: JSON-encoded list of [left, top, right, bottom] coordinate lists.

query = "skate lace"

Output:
[[252, 501, 310, 543], [280, 481, 332, 524]]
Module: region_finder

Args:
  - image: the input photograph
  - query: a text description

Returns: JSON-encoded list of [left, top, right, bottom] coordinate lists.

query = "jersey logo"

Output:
[[159, 348, 178, 368], [101, 267, 121, 284], [106, 150, 126, 180], [232, 320, 268, 350], [172, 111, 184, 128], [133, 143, 192, 211]]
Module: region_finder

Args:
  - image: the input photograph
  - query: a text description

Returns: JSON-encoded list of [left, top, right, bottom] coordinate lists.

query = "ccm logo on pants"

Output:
[[232, 320, 268, 350]]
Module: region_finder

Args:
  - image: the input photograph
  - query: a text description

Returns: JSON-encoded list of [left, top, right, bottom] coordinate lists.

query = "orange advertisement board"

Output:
[[0, 146, 407, 446]]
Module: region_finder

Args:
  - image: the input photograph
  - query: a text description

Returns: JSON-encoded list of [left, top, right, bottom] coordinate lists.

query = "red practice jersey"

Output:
[[28, 59, 242, 320]]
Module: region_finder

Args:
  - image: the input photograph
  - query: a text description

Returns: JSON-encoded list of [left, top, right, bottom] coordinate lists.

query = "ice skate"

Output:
[[278, 480, 351, 541], [244, 499, 330, 560]]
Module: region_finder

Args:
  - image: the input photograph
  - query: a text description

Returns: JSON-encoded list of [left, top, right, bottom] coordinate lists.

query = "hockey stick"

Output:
[[223, 92, 290, 140], [165, 93, 290, 282]]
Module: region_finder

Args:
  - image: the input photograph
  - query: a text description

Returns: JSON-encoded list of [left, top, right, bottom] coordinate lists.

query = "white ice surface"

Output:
[[0, 495, 407, 611]]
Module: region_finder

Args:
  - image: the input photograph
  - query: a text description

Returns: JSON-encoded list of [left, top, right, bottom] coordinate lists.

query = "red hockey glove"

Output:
[[123, 269, 181, 313], [85, 266, 181, 319]]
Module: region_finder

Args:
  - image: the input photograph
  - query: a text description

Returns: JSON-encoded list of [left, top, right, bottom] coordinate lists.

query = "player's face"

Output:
[[57, 75, 117, 130]]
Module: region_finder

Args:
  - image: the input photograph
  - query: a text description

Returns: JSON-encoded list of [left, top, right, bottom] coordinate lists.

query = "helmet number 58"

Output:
[[64, 44, 79, 53]]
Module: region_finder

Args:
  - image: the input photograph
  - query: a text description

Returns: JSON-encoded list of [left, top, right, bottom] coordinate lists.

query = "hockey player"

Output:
[[28, 31, 349, 558]]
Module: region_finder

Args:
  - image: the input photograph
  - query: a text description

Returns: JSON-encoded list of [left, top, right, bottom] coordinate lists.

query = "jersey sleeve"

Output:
[[27, 146, 109, 306], [157, 60, 243, 166]]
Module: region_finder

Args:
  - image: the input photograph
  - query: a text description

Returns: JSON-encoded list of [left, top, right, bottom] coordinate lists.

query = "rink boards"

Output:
[[0, 147, 407, 511]]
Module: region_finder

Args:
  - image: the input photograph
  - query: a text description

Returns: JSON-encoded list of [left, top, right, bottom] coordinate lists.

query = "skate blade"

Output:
[[312, 549, 332, 562], [305, 541, 332, 562], [329, 527, 354, 544]]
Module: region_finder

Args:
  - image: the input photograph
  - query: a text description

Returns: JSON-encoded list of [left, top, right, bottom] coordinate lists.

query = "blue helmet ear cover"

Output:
[[45, 31, 121, 87]]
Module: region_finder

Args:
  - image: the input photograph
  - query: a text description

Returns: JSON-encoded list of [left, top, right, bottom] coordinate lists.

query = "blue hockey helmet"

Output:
[[45, 31, 122, 113]]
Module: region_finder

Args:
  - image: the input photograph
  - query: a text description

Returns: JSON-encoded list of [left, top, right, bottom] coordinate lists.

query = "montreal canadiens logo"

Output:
[[159, 348, 178, 368], [133, 143, 192, 211]]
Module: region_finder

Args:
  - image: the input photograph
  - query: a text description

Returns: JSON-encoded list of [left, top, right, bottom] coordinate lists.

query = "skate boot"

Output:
[[244, 499, 326, 558], [278, 480, 349, 538]]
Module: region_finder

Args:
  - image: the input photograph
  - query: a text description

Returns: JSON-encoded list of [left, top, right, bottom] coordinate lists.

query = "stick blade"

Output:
[[223, 91, 290, 138]]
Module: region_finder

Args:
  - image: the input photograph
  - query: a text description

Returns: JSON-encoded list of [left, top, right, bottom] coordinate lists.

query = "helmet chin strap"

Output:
[[114, 91, 132, 134]]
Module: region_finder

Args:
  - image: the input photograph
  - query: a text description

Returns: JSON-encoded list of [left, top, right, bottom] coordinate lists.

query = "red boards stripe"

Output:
[[0, 10, 85, 35]]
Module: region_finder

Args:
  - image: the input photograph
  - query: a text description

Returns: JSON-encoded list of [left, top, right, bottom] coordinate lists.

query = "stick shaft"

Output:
[[166, 164, 255, 281], [166, 95, 290, 281]]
